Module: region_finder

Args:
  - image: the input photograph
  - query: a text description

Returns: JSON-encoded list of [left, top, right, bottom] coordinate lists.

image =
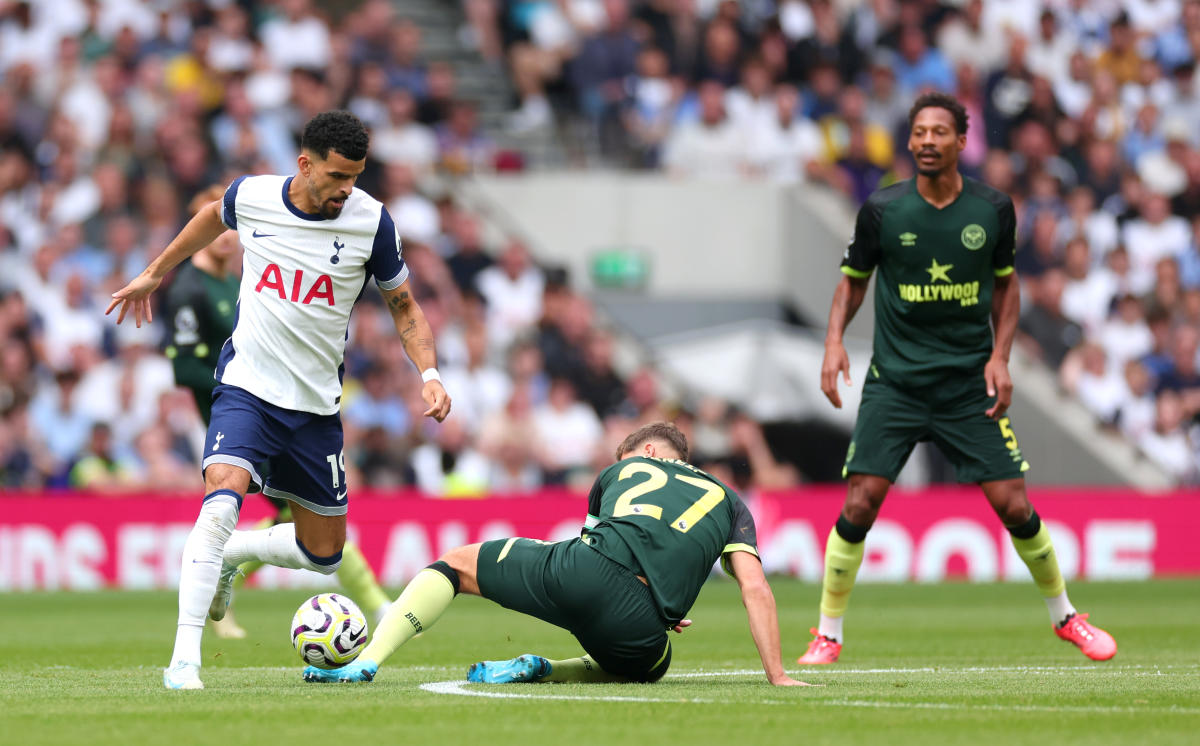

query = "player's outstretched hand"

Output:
[[422, 381, 451, 422], [105, 272, 163, 328], [984, 356, 1012, 420], [820, 341, 851, 409], [671, 619, 692, 634], [769, 674, 821, 687]]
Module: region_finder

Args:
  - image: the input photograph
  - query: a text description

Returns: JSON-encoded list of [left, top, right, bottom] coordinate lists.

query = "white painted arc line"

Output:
[[420, 680, 1200, 715], [420, 680, 709, 703]]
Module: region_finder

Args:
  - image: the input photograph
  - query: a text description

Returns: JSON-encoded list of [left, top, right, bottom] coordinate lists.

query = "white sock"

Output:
[[171, 493, 239, 666], [222, 522, 341, 575], [1045, 591, 1076, 627], [818, 613, 844, 642]]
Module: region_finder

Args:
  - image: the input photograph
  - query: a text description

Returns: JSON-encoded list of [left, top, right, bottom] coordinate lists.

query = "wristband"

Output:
[[421, 368, 442, 384]]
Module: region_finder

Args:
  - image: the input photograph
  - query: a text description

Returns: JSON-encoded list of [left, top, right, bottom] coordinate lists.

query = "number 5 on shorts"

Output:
[[998, 417, 1019, 451]]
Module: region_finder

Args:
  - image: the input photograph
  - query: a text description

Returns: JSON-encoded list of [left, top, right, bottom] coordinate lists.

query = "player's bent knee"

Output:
[[295, 537, 342, 575], [204, 463, 252, 495], [438, 543, 482, 588]]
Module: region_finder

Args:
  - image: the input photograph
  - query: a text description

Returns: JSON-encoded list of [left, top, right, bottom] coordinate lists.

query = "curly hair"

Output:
[[907, 92, 969, 135], [300, 110, 370, 161], [615, 421, 690, 462]]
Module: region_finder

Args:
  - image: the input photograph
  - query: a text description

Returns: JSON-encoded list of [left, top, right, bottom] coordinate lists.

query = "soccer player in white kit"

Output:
[[108, 111, 452, 690]]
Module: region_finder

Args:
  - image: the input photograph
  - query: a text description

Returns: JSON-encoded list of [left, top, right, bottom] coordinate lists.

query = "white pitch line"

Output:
[[420, 664, 1200, 715], [673, 664, 1200, 677], [420, 680, 711, 703]]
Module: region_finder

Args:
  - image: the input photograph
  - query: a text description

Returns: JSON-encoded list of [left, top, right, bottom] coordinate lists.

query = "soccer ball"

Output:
[[290, 593, 369, 669]]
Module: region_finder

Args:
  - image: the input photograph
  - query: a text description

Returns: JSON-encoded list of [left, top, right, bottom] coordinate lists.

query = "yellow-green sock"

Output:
[[1011, 522, 1066, 598], [336, 542, 391, 617], [360, 566, 456, 664], [815, 519, 867, 641], [543, 655, 623, 683], [819, 523, 866, 620]]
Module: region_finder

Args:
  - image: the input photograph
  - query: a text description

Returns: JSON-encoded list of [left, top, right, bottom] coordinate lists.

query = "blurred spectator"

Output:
[[1063, 341, 1125, 424], [937, 0, 1005, 75], [436, 100, 495, 174], [1099, 293, 1153, 368], [382, 162, 439, 245], [477, 239, 545, 354], [372, 88, 438, 175], [410, 417, 490, 497], [1019, 269, 1084, 368], [1118, 359, 1157, 441], [344, 363, 410, 437], [441, 322, 512, 435], [1061, 237, 1116, 335], [1094, 13, 1143, 85], [574, 328, 627, 419], [443, 211, 495, 292], [744, 84, 822, 184], [479, 387, 544, 491], [1121, 191, 1191, 294], [69, 422, 136, 490], [1138, 389, 1196, 482], [619, 45, 681, 168], [891, 24, 954, 96], [260, 0, 332, 72], [532, 377, 603, 485], [661, 79, 745, 179], [1155, 324, 1200, 395]]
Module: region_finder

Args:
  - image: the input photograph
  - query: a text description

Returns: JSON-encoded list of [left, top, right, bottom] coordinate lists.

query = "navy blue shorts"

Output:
[[202, 384, 347, 516]]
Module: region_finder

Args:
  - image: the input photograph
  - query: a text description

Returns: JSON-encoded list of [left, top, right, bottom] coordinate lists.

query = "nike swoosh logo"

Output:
[[335, 491, 347, 502], [252, 229, 275, 238]]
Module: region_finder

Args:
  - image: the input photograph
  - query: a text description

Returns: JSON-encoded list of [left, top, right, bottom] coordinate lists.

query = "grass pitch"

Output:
[[2, 578, 1197, 745]]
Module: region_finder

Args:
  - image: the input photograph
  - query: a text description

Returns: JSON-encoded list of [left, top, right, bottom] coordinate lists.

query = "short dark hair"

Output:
[[615, 421, 689, 462], [907, 92, 969, 135], [300, 110, 369, 161]]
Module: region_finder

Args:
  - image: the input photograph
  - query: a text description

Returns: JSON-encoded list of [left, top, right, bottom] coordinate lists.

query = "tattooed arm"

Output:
[[381, 280, 451, 422]]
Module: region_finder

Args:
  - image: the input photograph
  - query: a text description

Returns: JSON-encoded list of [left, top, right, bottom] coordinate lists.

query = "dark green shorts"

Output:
[[843, 373, 1030, 483], [476, 537, 672, 682]]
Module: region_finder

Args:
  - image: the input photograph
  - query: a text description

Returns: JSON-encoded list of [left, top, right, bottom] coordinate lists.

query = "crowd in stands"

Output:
[[4, 0, 1200, 487], [468, 0, 1200, 483], [0, 0, 799, 494]]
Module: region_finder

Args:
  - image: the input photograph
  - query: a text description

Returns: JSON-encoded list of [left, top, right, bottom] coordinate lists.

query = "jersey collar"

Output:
[[282, 176, 328, 221]]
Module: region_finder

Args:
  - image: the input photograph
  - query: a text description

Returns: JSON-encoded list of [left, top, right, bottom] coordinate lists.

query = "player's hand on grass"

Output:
[[106, 272, 163, 327], [422, 381, 451, 422], [984, 356, 1012, 419], [671, 619, 692, 634], [768, 673, 819, 687], [821, 341, 851, 409]]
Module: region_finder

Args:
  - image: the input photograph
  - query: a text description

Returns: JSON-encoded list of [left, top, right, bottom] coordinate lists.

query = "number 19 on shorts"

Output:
[[325, 450, 346, 489]]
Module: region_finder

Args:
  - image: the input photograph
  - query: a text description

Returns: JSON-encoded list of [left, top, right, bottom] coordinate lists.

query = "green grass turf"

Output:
[[1, 579, 1197, 745]]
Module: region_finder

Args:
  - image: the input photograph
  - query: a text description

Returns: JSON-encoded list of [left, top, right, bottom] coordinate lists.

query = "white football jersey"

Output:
[[215, 174, 408, 415]]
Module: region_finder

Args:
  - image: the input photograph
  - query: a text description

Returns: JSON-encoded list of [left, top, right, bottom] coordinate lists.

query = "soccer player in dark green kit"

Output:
[[797, 92, 1116, 664], [303, 422, 808, 686]]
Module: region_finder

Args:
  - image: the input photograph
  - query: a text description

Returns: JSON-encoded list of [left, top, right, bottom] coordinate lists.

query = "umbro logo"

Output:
[[252, 229, 275, 238]]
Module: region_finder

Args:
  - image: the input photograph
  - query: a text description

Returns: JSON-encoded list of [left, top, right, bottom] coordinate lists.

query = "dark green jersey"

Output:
[[163, 261, 239, 423], [840, 177, 1016, 388], [582, 456, 759, 625]]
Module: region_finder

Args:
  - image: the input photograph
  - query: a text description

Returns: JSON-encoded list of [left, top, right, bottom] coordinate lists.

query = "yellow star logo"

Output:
[[926, 258, 953, 283]]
